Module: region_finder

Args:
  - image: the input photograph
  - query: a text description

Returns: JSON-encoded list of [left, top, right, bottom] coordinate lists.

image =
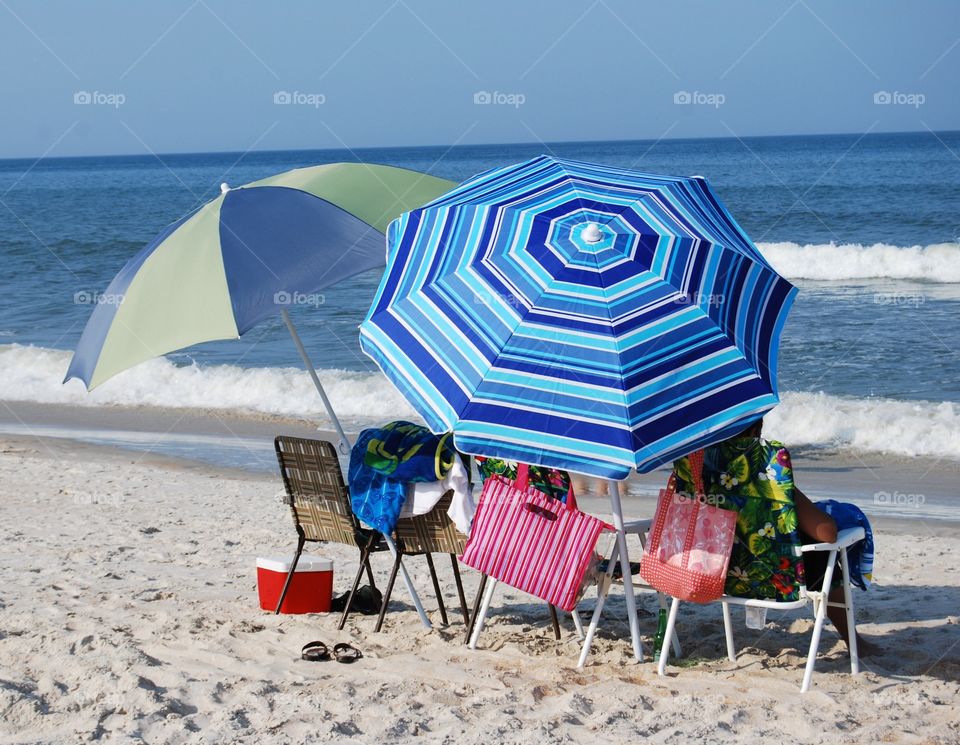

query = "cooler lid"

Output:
[[256, 555, 333, 573]]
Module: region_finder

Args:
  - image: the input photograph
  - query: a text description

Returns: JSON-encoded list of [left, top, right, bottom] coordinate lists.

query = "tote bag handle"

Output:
[[515, 462, 530, 490]]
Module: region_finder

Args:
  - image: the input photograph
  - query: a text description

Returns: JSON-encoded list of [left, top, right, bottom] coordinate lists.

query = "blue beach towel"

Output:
[[349, 421, 455, 534], [815, 499, 874, 590]]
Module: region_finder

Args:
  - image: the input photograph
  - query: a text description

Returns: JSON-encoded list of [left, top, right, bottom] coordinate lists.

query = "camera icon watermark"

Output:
[[872, 689, 925, 709], [72, 490, 122, 508], [73, 90, 126, 109], [873, 91, 925, 108], [873, 292, 924, 307], [473, 290, 524, 308], [473, 90, 526, 109], [874, 490, 926, 508], [72, 690, 127, 711], [273, 290, 325, 308], [74, 290, 124, 306], [273, 90, 326, 108], [673, 90, 725, 108]]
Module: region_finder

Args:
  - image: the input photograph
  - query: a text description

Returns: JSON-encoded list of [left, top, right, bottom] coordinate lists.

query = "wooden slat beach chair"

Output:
[[274, 435, 389, 628], [378, 491, 471, 632], [275, 435, 465, 631]]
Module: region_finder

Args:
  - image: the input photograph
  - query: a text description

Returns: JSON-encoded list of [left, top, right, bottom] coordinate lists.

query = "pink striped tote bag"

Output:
[[459, 465, 609, 612]]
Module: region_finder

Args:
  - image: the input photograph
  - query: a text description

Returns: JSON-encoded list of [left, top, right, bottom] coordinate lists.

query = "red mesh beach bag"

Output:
[[460, 464, 609, 612], [640, 450, 736, 603]]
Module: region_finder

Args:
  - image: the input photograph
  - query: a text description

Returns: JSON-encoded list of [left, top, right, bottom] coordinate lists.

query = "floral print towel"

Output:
[[475, 457, 574, 505]]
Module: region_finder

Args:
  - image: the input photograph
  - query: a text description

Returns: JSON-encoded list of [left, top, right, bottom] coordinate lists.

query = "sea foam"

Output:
[[756, 242, 960, 283], [0, 344, 417, 423], [2, 344, 958, 462], [767, 391, 960, 460]]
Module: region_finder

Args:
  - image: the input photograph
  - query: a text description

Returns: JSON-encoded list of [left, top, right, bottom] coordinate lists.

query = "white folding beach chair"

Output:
[[467, 519, 681, 662], [656, 526, 865, 692], [466, 579, 585, 648], [576, 518, 681, 667]]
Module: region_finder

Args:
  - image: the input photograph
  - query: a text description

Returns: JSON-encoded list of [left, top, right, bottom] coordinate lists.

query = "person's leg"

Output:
[[825, 586, 881, 656]]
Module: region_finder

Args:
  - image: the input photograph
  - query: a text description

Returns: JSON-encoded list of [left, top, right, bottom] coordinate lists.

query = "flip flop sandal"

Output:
[[333, 642, 363, 664], [300, 641, 330, 662]]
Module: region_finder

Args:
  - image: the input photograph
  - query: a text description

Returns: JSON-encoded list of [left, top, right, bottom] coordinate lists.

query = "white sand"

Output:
[[1, 434, 959, 744]]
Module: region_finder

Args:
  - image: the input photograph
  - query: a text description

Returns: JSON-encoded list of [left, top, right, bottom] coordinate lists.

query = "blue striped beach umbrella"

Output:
[[360, 155, 797, 479]]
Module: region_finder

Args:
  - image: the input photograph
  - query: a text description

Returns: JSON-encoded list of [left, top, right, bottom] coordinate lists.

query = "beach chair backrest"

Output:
[[394, 491, 467, 555], [274, 436, 359, 546]]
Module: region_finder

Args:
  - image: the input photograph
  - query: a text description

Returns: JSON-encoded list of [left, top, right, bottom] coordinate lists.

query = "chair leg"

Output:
[[364, 550, 378, 590], [721, 601, 736, 662], [338, 539, 372, 631], [275, 535, 305, 614], [450, 555, 470, 625], [381, 533, 431, 629], [375, 548, 403, 633], [468, 578, 498, 649], [657, 597, 681, 676], [657, 592, 683, 658], [464, 574, 488, 644], [801, 549, 839, 693], [548, 605, 562, 640], [570, 608, 585, 640], [577, 540, 619, 668], [839, 548, 859, 675], [425, 553, 448, 626]]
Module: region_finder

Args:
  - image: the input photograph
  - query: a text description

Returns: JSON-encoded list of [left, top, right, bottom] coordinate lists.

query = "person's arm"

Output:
[[794, 486, 838, 543]]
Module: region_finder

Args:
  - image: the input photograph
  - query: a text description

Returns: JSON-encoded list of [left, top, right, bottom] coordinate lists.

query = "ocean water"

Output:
[[1, 132, 959, 461]]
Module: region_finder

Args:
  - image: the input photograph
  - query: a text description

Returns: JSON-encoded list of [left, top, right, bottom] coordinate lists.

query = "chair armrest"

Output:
[[800, 526, 865, 553], [622, 518, 653, 534]]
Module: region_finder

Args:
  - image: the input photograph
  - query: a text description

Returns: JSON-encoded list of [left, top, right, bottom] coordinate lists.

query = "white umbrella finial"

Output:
[[220, 182, 230, 194], [582, 222, 603, 244]]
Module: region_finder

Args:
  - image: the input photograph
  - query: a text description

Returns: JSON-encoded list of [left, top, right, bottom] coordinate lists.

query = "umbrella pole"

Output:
[[609, 480, 644, 662], [281, 309, 433, 630], [281, 309, 351, 456]]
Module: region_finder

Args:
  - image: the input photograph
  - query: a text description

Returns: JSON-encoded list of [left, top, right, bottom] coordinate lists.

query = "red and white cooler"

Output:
[[256, 555, 334, 614]]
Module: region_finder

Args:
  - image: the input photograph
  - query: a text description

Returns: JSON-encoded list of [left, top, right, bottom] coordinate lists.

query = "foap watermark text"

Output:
[[274, 91, 326, 108], [473, 90, 525, 108], [74, 290, 124, 306], [274, 291, 325, 308], [74, 91, 125, 108], [874, 292, 924, 307], [674, 90, 725, 108], [874, 91, 925, 108], [874, 490, 926, 508]]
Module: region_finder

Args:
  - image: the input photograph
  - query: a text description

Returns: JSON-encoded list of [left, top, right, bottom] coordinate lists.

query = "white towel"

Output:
[[398, 456, 476, 534]]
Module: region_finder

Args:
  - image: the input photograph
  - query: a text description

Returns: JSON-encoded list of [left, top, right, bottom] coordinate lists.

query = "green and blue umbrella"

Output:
[[66, 163, 456, 391], [360, 155, 797, 479], [64, 162, 456, 629]]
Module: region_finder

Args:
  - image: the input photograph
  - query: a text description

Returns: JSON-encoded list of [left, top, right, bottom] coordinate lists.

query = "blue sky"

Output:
[[1, 0, 958, 158]]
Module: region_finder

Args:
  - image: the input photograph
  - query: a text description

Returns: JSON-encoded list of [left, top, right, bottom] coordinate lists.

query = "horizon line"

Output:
[[1, 126, 957, 164]]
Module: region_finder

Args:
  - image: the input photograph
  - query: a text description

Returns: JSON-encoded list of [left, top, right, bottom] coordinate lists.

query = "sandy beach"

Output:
[[2, 2, 959, 742], [1, 424, 958, 744]]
